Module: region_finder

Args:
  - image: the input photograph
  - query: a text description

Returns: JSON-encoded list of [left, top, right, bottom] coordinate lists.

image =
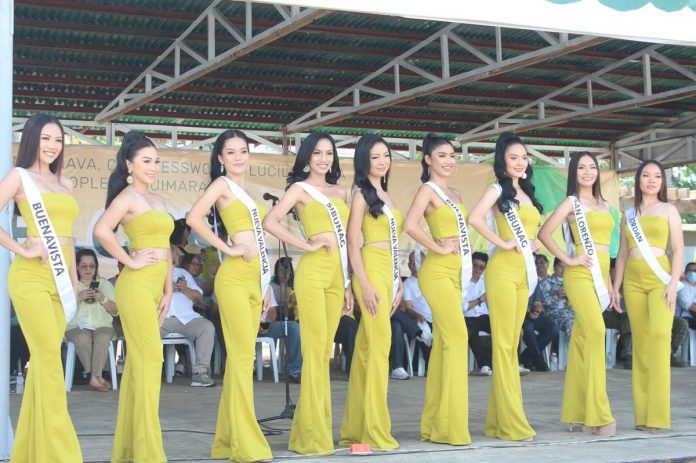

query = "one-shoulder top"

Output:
[[569, 210, 614, 248], [426, 203, 467, 240], [495, 205, 541, 241], [123, 210, 174, 250], [626, 215, 669, 250], [18, 192, 79, 237], [299, 199, 349, 237], [219, 199, 266, 237], [362, 208, 404, 245]]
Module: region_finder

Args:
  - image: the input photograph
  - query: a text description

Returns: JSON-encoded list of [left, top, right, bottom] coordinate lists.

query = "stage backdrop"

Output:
[[10, 145, 619, 275]]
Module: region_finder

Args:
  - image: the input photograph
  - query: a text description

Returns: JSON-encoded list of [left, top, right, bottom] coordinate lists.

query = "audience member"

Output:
[[260, 289, 302, 383], [678, 262, 696, 330], [463, 252, 492, 376], [65, 248, 118, 391], [539, 257, 574, 336]]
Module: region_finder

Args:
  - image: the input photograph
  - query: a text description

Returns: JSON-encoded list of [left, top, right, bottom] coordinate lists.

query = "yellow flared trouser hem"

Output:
[[561, 252, 614, 427], [112, 261, 168, 463], [8, 252, 83, 463], [212, 256, 273, 462], [289, 249, 344, 456], [418, 252, 471, 446], [339, 247, 399, 450], [484, 249, 535, 441], [624, 256, 672, 430]]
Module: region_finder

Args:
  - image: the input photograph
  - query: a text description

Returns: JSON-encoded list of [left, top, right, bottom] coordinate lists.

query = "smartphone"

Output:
[[89, 281, 100, 290], [176, 276, 186, 283]]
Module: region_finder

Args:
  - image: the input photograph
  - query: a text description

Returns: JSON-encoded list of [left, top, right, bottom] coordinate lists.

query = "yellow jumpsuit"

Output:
[[339, 209, 403, 450], [212, 200, 272, 462], [418, 204, 471, 445], [112, 210, 173, 463], [562, 211, 615, 427], [289, 199, 349, 455], [624, 215, 673, 429], [9, 193, 82, 463], [485, 205, 540, 441]]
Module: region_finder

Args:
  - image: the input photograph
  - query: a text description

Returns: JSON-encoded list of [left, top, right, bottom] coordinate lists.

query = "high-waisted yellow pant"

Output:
[[8, 251, 82, 463], [339, 247, 398, 450], [418, 252, 471, 445], [212, 256, 272, 462], [112, 260, 167, 463], [624, 255, 672, 429], [289, 248, 344, 455], [484, 249, 535, 441], [562, 251, 614, 426]]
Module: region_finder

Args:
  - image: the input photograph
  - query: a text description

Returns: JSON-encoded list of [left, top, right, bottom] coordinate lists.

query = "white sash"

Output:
[[492, 183, 538, 296], [563, 196, 611, 311], [382, 205, 400, 304], [625, 207, 683, 291], [296, 182, 350, 288], [221, 177, 271, 299], [425, 182, 472, 296], [15, 168, 77, 322]]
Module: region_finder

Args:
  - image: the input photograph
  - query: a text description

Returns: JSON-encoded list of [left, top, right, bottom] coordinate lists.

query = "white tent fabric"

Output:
[[258, 0, 696, 46]]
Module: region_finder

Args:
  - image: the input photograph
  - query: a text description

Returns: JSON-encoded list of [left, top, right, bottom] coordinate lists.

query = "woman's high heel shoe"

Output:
[[595, 422, 617, 437]]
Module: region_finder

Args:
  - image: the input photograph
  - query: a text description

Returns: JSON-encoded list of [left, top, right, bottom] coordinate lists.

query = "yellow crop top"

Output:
[[569, 210, 614, 248], [18, 192, 79, 237], [626, 215, 669, 250], [123, 210, 174, 250], [299, 199, 349, 237], [494, 205, 541, 241], [362, 208, 404, 245], [425, 203, 468, 240], [219, 199, 267, 237]]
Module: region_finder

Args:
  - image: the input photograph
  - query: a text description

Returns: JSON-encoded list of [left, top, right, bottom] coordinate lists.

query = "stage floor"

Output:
[[9, 366, 696, 462]]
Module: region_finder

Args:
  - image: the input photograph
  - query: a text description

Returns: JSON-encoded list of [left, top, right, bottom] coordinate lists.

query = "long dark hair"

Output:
[[354, 135, 391, 218], [76, 248, 99, 281], [287, 132, 341, 187], [634, 160, 668, 211], [493, 132, 543, 214], [105, 131, 156, 208], [566, 151, 604, 202], [420, 133, 454, 183], [273, 257, 295, 287], [16, 113, 65, 176], [210, 129, 250, 184]]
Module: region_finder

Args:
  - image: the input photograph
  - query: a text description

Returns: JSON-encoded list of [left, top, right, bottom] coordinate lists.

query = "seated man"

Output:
[[391, 251, 433, 380], [161, 247, 216, 387], [520, 254, 558, 372], [463, 252, 492, 376], [678, 262, 696, 331], [260, 289, 302, 383], [539, 257, 574, 336]]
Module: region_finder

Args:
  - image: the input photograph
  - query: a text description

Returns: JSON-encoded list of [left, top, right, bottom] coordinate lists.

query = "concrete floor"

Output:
[[8, 366, 696, 463]]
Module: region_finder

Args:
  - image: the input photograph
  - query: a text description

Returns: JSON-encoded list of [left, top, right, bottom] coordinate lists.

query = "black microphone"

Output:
[[263, 192, 279, 203]]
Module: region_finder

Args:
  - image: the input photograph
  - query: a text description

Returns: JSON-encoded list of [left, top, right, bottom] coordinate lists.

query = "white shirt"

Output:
[[168, 268, 203, 325], [259, 289, 279, 323], [403, 276, 432, 323], [677, 282, 695, 320], [464, 276, 488, 317]]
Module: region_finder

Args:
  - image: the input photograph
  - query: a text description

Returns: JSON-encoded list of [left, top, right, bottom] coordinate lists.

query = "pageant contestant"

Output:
[[613, 160, 683, 433], [468, 132, 542, 441], [339, 135, 402, 450], [94, 131, 172, 463], [537, 152, 617, 436], [0, 114, 82, 462], [403, 133, 472, 446], [186, 129, 272, 462], [263, 132, 352, 455]]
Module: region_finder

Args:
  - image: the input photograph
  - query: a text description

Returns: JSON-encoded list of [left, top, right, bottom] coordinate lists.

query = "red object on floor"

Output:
[[350, 443, 372, 455]]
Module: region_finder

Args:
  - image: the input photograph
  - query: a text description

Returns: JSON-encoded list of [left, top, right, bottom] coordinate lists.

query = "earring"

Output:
[[302, 164, 310, 173], [220, 165, 224, 174], [522, 172, 527, 179], [126, 167, 133, 185]]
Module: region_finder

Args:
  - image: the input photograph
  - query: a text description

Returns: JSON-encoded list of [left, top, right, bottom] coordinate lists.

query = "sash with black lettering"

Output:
[[564, 196, 611, 310], [382, 205, 401, 304], [492, 183, 538, 296], [425, 181, 472, 296], [296, 182, 350, 288], [16, 167, 77, 321], [221, 177, 271, 298], [625, 207, 683, 291]]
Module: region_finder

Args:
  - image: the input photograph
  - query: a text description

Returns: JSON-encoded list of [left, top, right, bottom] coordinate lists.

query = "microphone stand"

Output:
[[258, 197, 297, 429]]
